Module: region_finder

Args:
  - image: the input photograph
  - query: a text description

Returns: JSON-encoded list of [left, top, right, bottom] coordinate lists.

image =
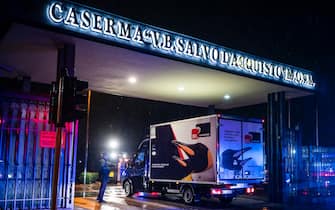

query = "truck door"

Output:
[[132, 140, 149, 190], [218, 119, 243, 180], [218, 118, 264, 181], [241, 121, 264, 180]]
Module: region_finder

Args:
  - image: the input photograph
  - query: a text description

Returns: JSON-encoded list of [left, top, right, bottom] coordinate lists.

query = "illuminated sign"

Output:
[[46, 1, 316, 89]]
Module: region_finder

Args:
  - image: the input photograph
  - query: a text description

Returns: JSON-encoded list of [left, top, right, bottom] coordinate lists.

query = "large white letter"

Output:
[[49, 2, 64, 23], [209, 47, 219, 63], [150, 30, 161, 48], [118, 21, 131, 40], [104, 17, 116, 36], [64, 7, 79, 26], [132, 26, 144, 43], [80, 10, 91, 29], [161, 34, 172, 51], [92, 13, 103, 33], [175, 37, 184, 54]]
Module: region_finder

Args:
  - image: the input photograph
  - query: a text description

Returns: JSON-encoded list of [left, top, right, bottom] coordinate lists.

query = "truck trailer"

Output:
[[121, 114, 265, 204]]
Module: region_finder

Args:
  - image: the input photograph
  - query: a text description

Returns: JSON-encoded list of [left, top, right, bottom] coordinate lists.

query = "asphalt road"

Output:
[[74, 185, 335, 210]]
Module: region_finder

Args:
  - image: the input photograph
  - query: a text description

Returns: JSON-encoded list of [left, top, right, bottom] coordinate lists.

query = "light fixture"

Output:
[[128, 76, 137, 84], [223, 94, 231, 100], [177, 86, 185, 91], [110, 152, 118, 159], [108, 139, 119, 149]]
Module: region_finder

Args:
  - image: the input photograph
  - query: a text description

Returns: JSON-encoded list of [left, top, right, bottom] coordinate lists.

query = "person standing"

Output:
[[97, 152, 112, 202]]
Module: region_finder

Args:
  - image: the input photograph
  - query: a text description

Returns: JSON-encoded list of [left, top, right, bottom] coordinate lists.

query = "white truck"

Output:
[[121, 114, 265, 204]]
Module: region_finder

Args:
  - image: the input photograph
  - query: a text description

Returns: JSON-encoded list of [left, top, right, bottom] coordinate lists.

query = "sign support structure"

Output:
[[51, 77, 64, 210], [83, 89, 91, 197], [49, 43, 88, 209]]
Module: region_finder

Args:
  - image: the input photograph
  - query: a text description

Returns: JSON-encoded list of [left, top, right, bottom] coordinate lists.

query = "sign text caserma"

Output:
[[46, 1, 316, 90]]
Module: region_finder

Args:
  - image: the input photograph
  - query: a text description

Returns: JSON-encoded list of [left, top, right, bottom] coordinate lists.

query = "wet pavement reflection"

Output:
[[74, 185, 335, 210]]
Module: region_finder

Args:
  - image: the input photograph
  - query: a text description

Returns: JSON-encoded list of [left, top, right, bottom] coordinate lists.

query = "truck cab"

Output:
[[121, 139, 150, 196]]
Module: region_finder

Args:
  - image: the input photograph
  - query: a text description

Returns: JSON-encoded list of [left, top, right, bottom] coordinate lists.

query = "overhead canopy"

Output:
[[0, 24, 311, 109]]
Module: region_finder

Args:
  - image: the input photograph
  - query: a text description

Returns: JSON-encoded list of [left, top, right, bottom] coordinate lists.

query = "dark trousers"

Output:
[[97, 177, 108, 202]]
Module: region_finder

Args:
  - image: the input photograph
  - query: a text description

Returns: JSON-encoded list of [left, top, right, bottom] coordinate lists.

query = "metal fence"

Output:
[[0, 97, 78, 209], [282, 128, 335, 207]]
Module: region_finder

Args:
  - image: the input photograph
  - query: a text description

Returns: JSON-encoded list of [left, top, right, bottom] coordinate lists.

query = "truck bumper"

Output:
[[210, 186, 254, 198]]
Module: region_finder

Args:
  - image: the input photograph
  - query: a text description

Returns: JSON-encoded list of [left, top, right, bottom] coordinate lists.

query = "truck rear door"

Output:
[[218, 118, 264, 182]]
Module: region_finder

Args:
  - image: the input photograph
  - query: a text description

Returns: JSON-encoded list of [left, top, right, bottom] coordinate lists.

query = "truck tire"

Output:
[[124, 180, 134, 197], [219, 197, 233, 206], [182, 187, 194, 204]]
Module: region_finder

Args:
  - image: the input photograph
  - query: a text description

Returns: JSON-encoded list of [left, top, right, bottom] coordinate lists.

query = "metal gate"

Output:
[[0, 96, 78, 209]]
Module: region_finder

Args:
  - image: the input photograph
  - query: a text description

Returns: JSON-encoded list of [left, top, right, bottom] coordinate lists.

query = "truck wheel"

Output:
[[182, 187, 194, 204], [219, 197, 233, 206], [124, 180, 134, 197]]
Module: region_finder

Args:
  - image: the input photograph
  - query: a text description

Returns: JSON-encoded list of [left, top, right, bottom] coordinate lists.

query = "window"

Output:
[[134, 140, 149, 168], [135, 151, 145, 167]]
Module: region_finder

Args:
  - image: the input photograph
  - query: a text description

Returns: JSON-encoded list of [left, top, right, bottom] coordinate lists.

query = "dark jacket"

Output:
[[99, 158, 113, 180]]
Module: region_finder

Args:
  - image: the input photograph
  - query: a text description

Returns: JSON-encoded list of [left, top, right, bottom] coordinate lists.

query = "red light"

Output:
[[246, 187, 254, 194], [151, 192, 159, 196], [247, 187, 255, 194], [262, 119, 265, 123], [211, 188, 222, 195]]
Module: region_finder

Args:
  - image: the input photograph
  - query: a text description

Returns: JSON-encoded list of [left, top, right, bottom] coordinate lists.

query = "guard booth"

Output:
[[1, 0, 331, 209]]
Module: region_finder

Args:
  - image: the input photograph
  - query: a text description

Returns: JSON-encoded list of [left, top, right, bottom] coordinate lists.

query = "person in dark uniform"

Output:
[[97, 152, 113, 203]]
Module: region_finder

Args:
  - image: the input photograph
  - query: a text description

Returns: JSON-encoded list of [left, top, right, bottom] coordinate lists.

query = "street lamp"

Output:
[[108, 139, 119, 149], [110, 152, 118, 160]]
